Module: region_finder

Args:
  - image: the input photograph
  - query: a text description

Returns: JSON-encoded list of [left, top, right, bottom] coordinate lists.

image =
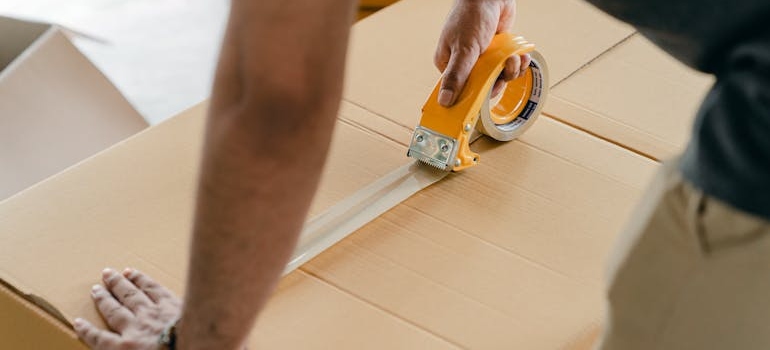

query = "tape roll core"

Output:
[[478, 51, 548, 142]]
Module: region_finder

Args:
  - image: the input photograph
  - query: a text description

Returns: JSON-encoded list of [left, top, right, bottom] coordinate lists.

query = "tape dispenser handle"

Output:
[[419, 33, 539, 171]]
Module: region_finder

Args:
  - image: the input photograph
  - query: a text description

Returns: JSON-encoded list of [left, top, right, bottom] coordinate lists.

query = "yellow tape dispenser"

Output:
[[407, 33, 548, 171]]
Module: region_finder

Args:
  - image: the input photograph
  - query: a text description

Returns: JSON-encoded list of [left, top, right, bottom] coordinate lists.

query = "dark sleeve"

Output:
[[680, 31, 770, 218], [582, 0, 770, 73]]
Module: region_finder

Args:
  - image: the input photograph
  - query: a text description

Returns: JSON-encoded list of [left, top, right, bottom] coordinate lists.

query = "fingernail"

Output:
[[123, 267, 135, 277], [91, 285, 102, 295], [438, 89, 454, 107], [73, 318, 84, 328], [102, 268, 115, 279]]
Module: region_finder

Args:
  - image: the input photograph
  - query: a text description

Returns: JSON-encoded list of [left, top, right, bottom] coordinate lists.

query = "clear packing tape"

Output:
[[286, 162, 448, 273], [286, 34, 549, 274]]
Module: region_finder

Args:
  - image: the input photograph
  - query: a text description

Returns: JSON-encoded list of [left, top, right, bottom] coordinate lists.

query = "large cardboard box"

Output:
[[0, 106, 656, 349], [0, 16, 148, 201], [0, 0, 663, 348]]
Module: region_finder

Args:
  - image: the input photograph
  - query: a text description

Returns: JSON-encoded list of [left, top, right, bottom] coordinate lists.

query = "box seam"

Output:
[[297, 268, 465, 349]]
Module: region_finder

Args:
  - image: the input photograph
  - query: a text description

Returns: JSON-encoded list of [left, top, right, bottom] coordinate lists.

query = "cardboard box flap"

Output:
[[343, 0, 634, 134], [0, 282, 85, 349], [299, 117, 657, 348], [548, 34, 714, 159], [0, 19, 148, 201], [0, 16, 50, 71], [0, 100, 411, 329]]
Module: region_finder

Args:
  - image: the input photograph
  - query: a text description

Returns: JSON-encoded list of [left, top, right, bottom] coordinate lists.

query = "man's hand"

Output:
[[73, 268, 181, 349], [435, 0, 530, 106]]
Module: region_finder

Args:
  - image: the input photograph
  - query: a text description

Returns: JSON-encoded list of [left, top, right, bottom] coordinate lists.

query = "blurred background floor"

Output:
[[0, 0, 398, 124]]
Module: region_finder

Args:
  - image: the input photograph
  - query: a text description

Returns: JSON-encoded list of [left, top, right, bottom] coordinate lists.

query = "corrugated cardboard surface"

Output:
[[298, 118, 655, 348], [0, 17, 148, 201], [0, 0, 692, 348], [0, 105, 656, 349], [547, 34, 714, 160], [0, 282, 84, 350]]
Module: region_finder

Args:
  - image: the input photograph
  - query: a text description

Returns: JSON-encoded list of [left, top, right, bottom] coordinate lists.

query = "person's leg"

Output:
[[598, 159, 770, 350]]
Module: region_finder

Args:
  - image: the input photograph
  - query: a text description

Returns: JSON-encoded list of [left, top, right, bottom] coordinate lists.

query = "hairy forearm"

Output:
[[177, 1, 357, 349]]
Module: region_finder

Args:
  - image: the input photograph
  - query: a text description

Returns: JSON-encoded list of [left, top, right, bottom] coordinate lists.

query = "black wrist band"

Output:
[[158, 320, 178, 350]]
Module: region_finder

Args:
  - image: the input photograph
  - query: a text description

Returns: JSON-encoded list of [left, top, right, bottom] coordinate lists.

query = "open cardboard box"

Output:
[[0, 0, 667, 348], [0, 16, 148, 201]]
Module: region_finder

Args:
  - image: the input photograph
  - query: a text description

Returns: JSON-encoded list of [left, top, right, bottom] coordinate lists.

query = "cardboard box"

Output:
[[0, 106, 657, 349], [0, 0, 662, 348], [0, 16, 148, 201], [546, 34, 714, 160]]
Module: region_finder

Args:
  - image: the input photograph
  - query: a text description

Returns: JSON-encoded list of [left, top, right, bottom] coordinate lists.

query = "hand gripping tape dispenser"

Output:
[[408, 33, 548, 171]]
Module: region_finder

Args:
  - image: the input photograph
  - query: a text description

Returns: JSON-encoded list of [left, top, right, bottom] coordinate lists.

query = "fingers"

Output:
[[501, 55, 522, 82], [102, 268, 152, 313], [520, 53, 532, 75], [434, 42, 451, 72], [491, 78, 506, 99], [76, 268, 181, 349], [73, 318, 122, 349], [439, 51, 530, 107], [501, 53, 532, 83], [123, 268, 176, 304], [91, 284, 134, 332], [497, 0, 517, 32], [439, 44, 480, 107], [492, 52, 531, 98]]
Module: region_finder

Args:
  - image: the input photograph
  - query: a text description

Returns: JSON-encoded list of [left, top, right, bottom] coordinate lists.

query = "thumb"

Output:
[[438, 45, 480, 107]]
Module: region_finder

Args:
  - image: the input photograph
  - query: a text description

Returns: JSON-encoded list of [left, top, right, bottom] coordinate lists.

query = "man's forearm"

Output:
[[177, 1, 357, 349]]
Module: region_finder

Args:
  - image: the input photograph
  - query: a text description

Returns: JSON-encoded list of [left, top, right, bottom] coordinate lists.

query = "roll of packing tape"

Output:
[[409, 34, 548, 171], [477, 51, 549, 142]]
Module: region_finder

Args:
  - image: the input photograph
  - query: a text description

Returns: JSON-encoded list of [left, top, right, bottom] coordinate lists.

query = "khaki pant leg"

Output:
[[598, 159, 770, 350]]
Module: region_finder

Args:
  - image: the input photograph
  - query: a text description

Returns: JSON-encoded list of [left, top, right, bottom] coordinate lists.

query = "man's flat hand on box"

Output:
[[74, 268, 181, 350]]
